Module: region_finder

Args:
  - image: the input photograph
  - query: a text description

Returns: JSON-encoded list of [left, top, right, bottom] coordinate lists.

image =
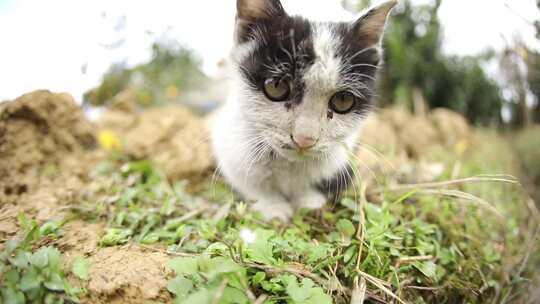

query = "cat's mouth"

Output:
[[274, 143, 321, 160]]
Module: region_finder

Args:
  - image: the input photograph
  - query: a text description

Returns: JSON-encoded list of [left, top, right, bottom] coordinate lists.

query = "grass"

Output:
[[0, 216, 82, 304], [2, 130, 538, 304], [514, 126, 540, 202], [74, 137, 537, 303]]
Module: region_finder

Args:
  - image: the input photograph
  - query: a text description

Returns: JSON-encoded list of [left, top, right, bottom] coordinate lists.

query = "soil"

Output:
[[0, 91, 179, 303], [0, 90, 474, 303], [0, 90, 102, 242], [98, 106, 213, 181]]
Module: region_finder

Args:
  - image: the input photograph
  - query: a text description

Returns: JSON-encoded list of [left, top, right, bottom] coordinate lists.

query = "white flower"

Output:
[[240, 228, 256, 244]]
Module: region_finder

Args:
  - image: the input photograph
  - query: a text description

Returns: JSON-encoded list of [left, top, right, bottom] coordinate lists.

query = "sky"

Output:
[[0, 0, 539, 102]]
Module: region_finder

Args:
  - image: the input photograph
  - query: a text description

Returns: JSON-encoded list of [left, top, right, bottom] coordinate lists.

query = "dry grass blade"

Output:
[[359, 271, 408, 304], [212, 278, 229, 304], [413, 188, 503, 218], [254, 294, 268, 304], [373, 175, 519, 194], [357, 270, 391, 287], [351, 276, 367, 304], [355, 183, 367, 272]]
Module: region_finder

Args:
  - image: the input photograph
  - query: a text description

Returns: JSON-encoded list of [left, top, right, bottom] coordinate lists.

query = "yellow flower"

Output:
[[166, 85, 179, 99], [454, 139, 468, 157], [98, 130, 122, 151]]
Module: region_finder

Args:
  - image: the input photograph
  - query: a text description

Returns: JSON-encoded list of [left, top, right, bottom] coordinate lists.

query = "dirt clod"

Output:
[[0, 90, 96, 205], [84, 247, 171, 304], [99, 106, 213, 180]]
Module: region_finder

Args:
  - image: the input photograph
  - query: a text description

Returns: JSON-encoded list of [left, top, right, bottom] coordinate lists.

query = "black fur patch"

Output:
[[333, 22, 381, 115], [238, 14, 316, 105], [316, 163, 356, 204]]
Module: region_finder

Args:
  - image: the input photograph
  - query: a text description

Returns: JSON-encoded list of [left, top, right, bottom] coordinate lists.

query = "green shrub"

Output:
[[514, 126, 540, 201]]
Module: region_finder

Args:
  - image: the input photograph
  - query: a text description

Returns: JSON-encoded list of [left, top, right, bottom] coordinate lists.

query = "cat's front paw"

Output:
[[251, 199, 294, 221], [294, 191, 327, 210]]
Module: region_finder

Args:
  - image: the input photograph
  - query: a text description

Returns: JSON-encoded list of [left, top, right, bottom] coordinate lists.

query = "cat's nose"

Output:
[[291, 134, 317, 149]]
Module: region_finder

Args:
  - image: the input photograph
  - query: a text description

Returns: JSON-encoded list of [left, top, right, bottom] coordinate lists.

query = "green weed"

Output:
[[0, 216, 82, 304]]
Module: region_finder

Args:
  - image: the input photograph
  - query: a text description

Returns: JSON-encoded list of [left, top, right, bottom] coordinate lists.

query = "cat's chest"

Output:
[[264, 157, 330, 186]]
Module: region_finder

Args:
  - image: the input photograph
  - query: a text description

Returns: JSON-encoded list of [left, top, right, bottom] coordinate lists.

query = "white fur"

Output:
[[212, 20, 367, 221]]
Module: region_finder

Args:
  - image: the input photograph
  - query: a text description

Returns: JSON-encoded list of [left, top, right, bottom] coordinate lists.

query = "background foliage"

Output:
[[83, 42, 207, 108]]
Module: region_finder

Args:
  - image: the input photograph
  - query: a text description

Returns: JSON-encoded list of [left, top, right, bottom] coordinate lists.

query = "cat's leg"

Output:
[[251, 194, 294, 221], [292, 188, 328, 210], [234, 171, 294, 221]]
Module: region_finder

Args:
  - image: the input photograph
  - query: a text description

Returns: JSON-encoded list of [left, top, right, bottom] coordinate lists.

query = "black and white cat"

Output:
[[212, 0, 396, 220]]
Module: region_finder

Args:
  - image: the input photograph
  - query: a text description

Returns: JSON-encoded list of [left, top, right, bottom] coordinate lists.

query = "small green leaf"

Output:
[[5, 239, 19, 255], [72, 256, 91, 281], [46, 247, 62, 271], [168, 257, 199, 275], [246, 229, 276, 265], [1, 287, 26, 304], [336, 219, 356, 237], [343, 245, 357, 263], [44, 273, 65, 291], [5, 268, 21, 284], [20, 268, 42, 291], [285, 275, 310, 302], [340, 197, 358, 211], [221, 286, 250, 304], [178, 288, 213, 304], [413, 261, 437, 279], [252, 272, 266, 285], [140, 233, 160, 244], [99, 228, 132, 246], [284, 275, 332, 304], [167, 276, 193, 297], [39, 220, 62, 237], [30, 247, 49, 268], [9, 252, 30, 268], [207, 257, 242, 275]]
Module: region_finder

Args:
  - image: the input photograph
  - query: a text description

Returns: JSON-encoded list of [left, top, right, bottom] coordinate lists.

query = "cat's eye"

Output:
[[263, 78, 291, 102], [329, 91, 357, 114]]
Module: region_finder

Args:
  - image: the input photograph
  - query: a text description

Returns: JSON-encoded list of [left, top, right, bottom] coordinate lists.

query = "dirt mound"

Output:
[[361, 107, 469, 159], [99, 106, 213, 180], [0, 90, 96, 205], [399, 116, 440, 158], [84, 246, 171, 303], [357, 107, 469, 182], [431, 108, 471, 147]]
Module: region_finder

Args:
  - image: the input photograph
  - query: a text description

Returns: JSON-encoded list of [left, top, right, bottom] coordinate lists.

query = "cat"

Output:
[[211, 0, 396, 220]]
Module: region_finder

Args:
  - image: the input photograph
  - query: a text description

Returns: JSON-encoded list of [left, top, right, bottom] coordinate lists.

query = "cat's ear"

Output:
[[353, 0, 397, 46], [237, 0, 285, 21], [235, 0, 286, 44]]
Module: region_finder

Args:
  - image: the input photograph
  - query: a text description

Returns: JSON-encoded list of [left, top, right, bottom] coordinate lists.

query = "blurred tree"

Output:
[[501, 44, 532, 127], [527, 0, 540, 123], [529, 50, 540, 124], [84, 42, 207, 108], [536, 0, 540, 39], [361, 0, 505, 125]]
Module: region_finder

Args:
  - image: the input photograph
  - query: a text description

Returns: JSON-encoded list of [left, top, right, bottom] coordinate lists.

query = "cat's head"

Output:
[[232, 0, 395, 161]]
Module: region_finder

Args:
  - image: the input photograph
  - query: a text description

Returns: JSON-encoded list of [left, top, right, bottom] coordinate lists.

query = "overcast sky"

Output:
[[0, 0, 538, 102]]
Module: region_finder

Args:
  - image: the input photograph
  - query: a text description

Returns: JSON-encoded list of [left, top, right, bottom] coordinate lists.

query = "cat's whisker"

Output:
[[327, 149, 349, 202], [347, 149, 384, 190], [236, 133, 272, 182], [347, 72, 377, 82], [345, 46, 379, 63], [346, 63, 381, 70], [210, 164, 225, 200], [356, 142, 396, 174], [243, 139, 268, 180]]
